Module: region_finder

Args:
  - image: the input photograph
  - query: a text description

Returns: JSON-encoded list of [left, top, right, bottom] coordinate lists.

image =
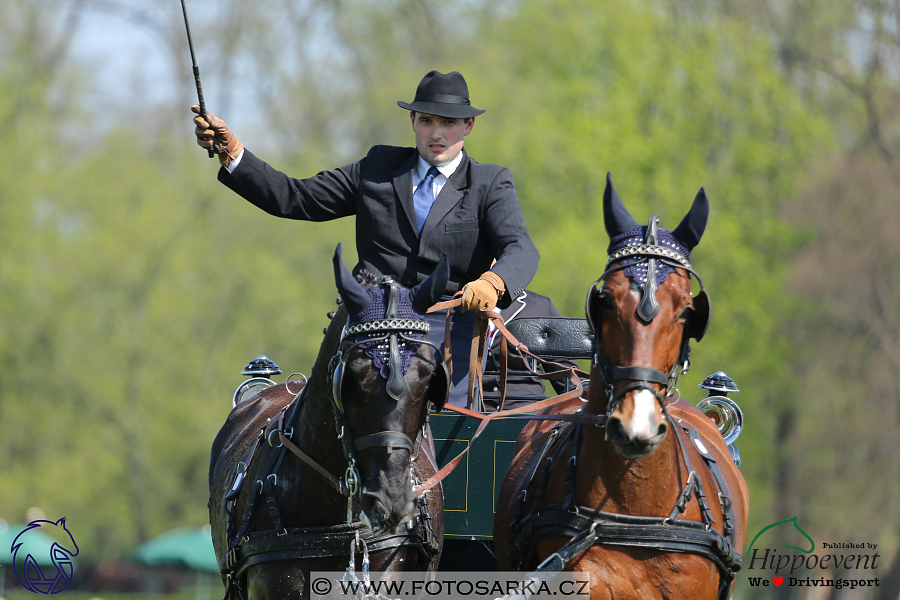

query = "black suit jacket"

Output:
[[220, 146, 539, 302], [481, 290, 582, 411]]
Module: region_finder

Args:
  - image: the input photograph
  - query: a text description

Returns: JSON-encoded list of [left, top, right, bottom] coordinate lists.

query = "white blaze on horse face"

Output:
[[629, 389, 659, 441]]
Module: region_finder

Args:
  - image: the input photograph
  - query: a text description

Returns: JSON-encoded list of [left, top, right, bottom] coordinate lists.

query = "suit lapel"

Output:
[[420, 151, 471, 243], [393, 152, 419, 234]]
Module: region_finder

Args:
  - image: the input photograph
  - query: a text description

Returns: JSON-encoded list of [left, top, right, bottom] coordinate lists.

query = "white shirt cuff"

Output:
[[224, 148, 245, 173]]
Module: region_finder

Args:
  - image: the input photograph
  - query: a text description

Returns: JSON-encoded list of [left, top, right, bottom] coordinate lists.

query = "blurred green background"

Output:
[[1, 0, 898, 598]]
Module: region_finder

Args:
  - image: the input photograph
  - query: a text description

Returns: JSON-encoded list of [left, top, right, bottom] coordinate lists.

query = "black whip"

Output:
[[180, 0, 216, 158]]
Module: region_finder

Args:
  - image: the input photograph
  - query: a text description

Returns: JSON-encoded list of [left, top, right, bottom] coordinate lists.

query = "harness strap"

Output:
[[560, 423, 583, 513], [668, 417, 717, 529], [612, 366, 668, 386], [354, 431, 415, 455], [263, 474, 285, 535], [278, 431, 351, 497], [510, 422, 571, 531], [221, 523, 435, 580], [528, 506, 741, 574], [517, 423, 577, 536]]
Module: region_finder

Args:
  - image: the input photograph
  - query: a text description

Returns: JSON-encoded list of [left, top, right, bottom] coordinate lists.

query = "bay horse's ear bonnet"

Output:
[[332, 244, 450, 410], [587, 173, 711, 342]]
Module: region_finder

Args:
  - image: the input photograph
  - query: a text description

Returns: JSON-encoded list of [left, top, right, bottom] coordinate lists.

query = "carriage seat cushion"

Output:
[[504, 317, 592, 360]]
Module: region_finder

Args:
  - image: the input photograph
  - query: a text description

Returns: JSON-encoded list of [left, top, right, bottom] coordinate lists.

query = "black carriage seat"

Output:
[[504, 317, 592, 361]]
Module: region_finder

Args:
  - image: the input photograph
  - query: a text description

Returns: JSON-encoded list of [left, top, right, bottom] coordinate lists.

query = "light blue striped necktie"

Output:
[[413, 166, 439, 236]]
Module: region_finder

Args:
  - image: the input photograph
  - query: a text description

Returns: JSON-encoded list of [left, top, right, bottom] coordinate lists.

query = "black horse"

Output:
[[209, 245, 448, 599]]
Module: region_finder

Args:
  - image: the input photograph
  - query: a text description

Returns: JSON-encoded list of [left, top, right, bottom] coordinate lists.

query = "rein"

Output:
[[413, 296, 594, 497]]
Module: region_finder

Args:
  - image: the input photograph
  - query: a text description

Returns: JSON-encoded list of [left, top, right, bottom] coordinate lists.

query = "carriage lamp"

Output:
[[696, 371, 743, 468], [232, 355, 283, 408]]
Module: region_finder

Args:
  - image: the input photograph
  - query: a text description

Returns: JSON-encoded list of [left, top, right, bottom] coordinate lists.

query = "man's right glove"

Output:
[[191, 105, 243, 168]]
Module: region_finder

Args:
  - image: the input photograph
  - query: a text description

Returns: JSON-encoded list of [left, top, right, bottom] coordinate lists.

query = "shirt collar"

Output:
[[416, 150, 464, 181]]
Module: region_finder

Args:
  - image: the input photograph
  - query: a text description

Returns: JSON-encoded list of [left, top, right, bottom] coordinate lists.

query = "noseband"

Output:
[[327, 277, 449, 496], [585, 216, 710, 421]]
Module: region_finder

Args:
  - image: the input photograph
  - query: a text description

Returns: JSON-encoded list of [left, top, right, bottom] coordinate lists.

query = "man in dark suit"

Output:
[[479, 290, 584, 412], [192, 70, 539, 406]]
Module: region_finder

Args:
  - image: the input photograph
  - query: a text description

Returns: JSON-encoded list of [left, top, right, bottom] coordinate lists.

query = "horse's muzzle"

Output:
[[606, 415, 668, 458]]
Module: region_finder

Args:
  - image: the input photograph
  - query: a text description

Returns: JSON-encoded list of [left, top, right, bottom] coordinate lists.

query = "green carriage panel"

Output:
[[429, 411, 527, 539]]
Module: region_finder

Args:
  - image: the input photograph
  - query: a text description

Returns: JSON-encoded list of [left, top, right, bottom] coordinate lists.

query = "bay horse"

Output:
[[494, 175, 748, 600], [209, 245, 448, 599]]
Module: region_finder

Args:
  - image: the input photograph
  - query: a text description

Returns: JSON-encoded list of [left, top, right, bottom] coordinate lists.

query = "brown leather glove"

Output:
[[460, 272, 505, 312], [191, 105, 243, 168]]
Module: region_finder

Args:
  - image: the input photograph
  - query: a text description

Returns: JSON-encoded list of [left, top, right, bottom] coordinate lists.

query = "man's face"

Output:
[[411, 112, 474, 167]]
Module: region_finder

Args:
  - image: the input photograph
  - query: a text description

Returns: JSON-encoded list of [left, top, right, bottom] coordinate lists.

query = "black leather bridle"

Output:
[[327, 277, 449, 496], [584, 215, 711, 421]]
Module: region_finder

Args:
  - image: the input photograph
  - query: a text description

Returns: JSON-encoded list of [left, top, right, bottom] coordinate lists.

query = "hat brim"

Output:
[[398, 100, 485, 119]]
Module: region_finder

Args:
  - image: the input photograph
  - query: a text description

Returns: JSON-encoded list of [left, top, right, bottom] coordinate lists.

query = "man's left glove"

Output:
[[460, 272, 505, 312], [191, 105, 243, 168]]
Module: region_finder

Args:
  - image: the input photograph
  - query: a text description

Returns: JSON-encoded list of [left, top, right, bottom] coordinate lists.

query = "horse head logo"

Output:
[[11, 518, 79, 594], [747, 516, 816, 555]]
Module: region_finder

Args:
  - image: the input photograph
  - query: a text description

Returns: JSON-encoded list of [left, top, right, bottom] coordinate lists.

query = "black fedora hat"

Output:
[[398, 70, 485, 119]]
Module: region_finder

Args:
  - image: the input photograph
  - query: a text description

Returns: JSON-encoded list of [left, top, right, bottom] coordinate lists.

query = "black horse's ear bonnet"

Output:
[[333, 243, 374, 316], [588, 174, 711, 342]]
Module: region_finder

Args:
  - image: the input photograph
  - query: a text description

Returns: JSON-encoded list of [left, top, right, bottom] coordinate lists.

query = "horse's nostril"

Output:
[[605, 417, 628, 444], [657, 422, 668, 437], [361, 495, 388, 525]]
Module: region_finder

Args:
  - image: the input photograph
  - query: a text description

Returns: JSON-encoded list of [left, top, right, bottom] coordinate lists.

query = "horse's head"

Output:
[[330, 244, 449, 535], [586, 174, 711, 459]]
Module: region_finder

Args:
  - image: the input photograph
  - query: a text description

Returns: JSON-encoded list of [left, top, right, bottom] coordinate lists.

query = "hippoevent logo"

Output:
[[11, 518, 79, 594], [745, 517, 880, 592]]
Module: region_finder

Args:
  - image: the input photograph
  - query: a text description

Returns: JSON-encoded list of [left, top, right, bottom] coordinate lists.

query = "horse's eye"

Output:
[[599, 292, 614, 311], [679, 306, 692, 320]]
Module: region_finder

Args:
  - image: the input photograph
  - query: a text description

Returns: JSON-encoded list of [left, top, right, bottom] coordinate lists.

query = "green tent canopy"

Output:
[[134, 526, 219, 574], [0, 521, 60, 567]]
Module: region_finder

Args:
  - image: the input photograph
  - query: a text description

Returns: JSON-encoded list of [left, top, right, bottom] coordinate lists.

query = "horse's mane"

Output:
[[306, 302, 347, 399]]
